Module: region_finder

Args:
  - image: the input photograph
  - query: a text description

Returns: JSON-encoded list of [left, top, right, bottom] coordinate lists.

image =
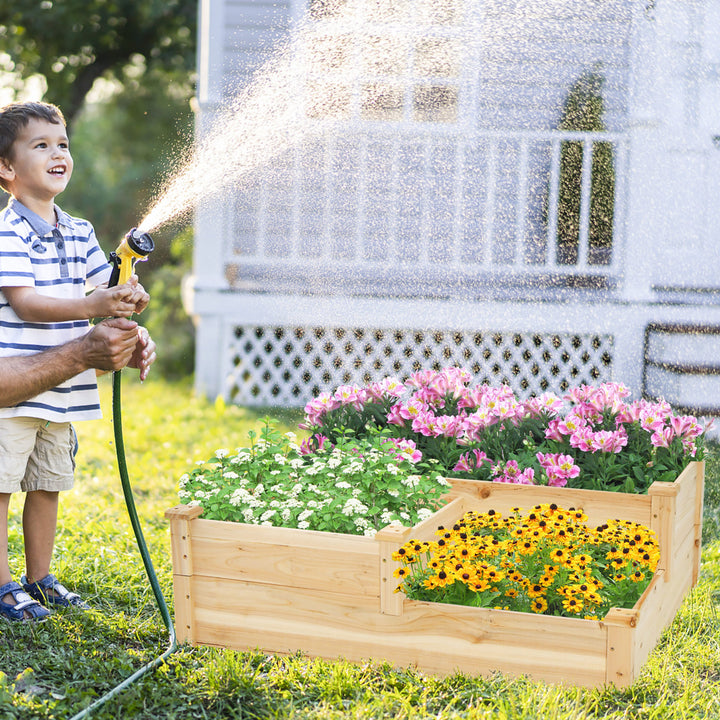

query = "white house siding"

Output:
[[189, 0, 720, 412]]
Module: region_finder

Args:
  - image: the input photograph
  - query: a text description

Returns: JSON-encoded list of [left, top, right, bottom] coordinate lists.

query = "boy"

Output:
[[0, 101, 149, 620]]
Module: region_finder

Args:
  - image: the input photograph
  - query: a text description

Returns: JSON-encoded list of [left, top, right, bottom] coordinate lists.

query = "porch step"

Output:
[[643, 324, 720, 415]]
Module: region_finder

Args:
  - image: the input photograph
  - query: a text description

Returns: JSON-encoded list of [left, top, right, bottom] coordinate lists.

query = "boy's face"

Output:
[[0, 117, 73, 205]]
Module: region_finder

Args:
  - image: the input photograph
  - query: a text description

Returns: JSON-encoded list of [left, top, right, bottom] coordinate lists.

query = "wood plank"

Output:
[[188, 576, 608, 687], [188, 532, 381, 597], [447, 478, 652, 527]]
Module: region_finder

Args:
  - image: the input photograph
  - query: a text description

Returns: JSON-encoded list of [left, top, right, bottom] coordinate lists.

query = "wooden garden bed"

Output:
[[165, 461, 704, 688]]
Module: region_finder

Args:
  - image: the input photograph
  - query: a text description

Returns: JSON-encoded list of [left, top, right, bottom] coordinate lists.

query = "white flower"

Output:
[[224, 471, 239, 480], [260, 509, 277, 522], [400, 475, 420, 488], [298, 520, 310, 529], [290, 458, 305, 469], [363, 527, 377, 538], [335, 481, 352, 489], [327, 456, 342, 469], [435, 475, 451, 486], [215, 448, 229, 459], [179, 473, 190, 485], [387, 489, 400, 498], [417, 508, 433, 520], [274, 453, 287, 465], [385, 463, 400, 476], [342, 498, 368, 516], [299, 509, 314, 521], [380, 510, 394, 524], [284, 431, 297, 442]]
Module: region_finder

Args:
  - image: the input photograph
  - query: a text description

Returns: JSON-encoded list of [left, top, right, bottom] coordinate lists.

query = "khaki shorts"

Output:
[[0, 418, 76, 493]]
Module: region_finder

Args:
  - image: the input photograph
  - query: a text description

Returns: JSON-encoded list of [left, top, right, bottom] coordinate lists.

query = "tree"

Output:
[[0, 0, 196, 124]]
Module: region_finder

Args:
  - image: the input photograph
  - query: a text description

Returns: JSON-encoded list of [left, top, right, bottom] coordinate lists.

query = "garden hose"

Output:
[[69, 230, 177, 720]]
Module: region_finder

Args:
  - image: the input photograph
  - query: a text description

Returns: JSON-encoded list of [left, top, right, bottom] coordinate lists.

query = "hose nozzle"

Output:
[[108, 228, 155, 287]]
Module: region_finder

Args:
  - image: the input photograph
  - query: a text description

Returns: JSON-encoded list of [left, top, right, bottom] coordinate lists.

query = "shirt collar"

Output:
[[9, 197, 70, 236]]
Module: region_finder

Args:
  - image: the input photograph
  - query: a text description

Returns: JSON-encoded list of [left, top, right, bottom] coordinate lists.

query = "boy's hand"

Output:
[[87, 284, 138, 318], [125, 275, 150, 314], [89, 276, 149, 318]]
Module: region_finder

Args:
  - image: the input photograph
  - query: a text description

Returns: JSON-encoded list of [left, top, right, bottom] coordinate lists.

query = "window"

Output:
[[304, 0, 465, 123]]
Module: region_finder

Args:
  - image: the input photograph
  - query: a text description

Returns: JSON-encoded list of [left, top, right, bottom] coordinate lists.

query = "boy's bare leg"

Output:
[[0, 493, 12, 591], [22, 490, 59, 585]]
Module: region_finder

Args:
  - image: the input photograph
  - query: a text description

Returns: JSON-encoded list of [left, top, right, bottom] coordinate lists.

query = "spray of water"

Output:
[[138, 0, 371, 234]]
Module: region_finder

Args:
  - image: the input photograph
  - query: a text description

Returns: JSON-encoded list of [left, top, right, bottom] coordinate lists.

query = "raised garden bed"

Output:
[[165, 460, 704, 688]]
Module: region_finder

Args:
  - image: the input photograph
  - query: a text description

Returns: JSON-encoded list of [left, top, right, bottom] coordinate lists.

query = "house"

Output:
[[186, 0, 720, 412]]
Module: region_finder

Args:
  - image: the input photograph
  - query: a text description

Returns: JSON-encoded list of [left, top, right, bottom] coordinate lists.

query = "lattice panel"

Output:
[[224, 325, 614, 406]]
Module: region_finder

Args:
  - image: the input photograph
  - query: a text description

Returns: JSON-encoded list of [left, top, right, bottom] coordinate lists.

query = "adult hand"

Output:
[[127, 325, 157, 381], [80, 317, 141, 372]]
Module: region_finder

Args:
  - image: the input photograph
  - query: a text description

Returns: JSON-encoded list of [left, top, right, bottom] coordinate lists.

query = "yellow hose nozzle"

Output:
[[108, 228, 155, 287]]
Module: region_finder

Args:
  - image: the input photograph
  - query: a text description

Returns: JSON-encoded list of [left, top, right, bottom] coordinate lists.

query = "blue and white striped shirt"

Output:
[[0, 198, 112, 421]]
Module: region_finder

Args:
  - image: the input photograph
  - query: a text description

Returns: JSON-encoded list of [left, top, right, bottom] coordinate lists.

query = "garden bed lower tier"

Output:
[[165, 461, 704, 688]]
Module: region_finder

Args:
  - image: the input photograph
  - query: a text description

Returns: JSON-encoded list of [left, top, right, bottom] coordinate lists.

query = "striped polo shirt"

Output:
[[0, 198, 113, 422]]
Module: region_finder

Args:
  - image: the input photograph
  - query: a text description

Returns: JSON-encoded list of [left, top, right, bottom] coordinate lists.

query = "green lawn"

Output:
[[1, 375, 719, 719]]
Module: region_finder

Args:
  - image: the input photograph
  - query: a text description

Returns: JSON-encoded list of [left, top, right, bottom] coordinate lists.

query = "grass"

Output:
[[1, 375, 719, 719]]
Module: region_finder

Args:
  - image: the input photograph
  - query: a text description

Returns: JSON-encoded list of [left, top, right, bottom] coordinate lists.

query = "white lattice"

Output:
[[224, 324, 613, 406]]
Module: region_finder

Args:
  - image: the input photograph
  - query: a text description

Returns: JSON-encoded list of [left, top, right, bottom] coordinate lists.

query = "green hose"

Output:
[[69, 370, 177, 720]]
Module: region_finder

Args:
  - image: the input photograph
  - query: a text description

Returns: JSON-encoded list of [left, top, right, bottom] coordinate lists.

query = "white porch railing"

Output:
[[226, 127, 628, 294]]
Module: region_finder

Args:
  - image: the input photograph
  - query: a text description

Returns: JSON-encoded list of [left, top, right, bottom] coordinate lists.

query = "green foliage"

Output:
[[0, 0, 196, 125], [555, 70, 616, 266], [0, 380, 717, 718], [179, 420, 450, 535]]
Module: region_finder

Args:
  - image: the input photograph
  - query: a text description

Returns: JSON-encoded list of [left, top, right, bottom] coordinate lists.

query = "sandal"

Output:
[[21, 574, 90, 610], [0, 580, 52, 621]]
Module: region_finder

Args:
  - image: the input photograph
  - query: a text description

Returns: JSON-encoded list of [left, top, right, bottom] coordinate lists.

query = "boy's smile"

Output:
[[0, 117, 73, 221]]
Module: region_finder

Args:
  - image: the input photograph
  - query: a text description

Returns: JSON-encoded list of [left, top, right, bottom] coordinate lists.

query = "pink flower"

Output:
[[569, 427, 595, 452], [557, 411, 586, 436], [589, 428, 628, 453], [492, 460, 535, 485], [433, 414, 462, 438], [411, 410, 438, 437], [398, 399, 429, 422], [405, 369, 436, 390], [544, 419, 564, 442], [651, 427, 675, 449], [386, 403, 406, 427], [452, 449, 490, 473], [303, 392, 340, 425], [333, 384, 367, 411], [299, 434, 330, 455], [524, 392, 564, 418], [386, 438, 422, 464], [366, 376, 406, 401], [536, 452, 580, 486]]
